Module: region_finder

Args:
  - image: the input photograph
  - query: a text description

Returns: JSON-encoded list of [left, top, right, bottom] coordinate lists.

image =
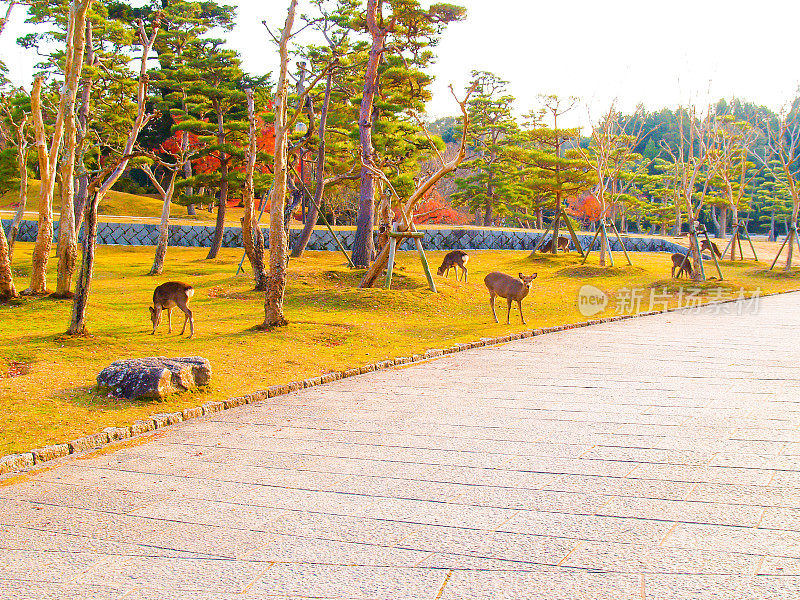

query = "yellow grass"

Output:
[[2, 242, 799, 456]]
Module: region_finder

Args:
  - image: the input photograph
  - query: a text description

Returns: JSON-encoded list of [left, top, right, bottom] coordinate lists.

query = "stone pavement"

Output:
[[2, 292, 800, 599]]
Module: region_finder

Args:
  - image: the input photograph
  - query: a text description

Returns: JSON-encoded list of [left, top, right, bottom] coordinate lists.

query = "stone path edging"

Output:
[[0, 289, 785, 478]]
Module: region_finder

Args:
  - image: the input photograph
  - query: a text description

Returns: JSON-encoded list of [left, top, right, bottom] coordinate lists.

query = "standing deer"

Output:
[[437, 250, 469, 281], [670, 253, 693, 279], [484, 272, 538, 324], [150, 281, 195, 338], [540, 236, 570, 253], [700, 239, 722, 258]]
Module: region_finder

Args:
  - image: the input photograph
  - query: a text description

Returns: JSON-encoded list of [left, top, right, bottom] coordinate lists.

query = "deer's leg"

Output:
[[167, 308, 172, 333], [506, 297, 512, 324], [489, 293, 499, 323], [462, 266, 467, 282], [518, 299, 526, 325], [182, 308, 194, 338]]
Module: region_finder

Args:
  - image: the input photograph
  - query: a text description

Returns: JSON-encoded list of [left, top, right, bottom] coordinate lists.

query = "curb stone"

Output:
[[0, 289, 788, 477]]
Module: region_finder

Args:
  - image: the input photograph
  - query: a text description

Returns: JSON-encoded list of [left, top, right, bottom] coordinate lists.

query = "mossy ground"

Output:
[[2, 243, 799, 455]]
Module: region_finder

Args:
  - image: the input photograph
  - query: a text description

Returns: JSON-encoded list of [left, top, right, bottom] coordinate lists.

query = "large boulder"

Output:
[[97, 356, 211, 401]]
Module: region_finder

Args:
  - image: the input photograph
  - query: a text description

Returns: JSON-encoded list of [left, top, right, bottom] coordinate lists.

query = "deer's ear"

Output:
[[149, 306, 154, 315], [518, 273, 524, 280], [532, 273, 538, 279]]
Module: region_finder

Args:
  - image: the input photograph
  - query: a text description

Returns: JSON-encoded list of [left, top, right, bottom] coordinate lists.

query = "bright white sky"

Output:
[[2, 0, 799, 129]]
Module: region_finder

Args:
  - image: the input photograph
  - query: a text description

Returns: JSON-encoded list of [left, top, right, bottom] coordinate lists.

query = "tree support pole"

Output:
[[701, 227, 723, 280], [580, 225, 603, 265], [609, 220, 632, 266], [561, 209, 585, 258], [531, 217, 555, 253], [770, 228, 793, 270], [384, 236, 397, 289], [384, 228, 435, 292]]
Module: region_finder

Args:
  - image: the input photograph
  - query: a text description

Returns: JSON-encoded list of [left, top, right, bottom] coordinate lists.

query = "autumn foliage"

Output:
[[393, 189, 470, 225], [565, 192, 601, 222]]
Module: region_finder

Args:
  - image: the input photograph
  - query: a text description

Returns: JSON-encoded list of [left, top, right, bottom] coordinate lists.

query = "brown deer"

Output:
[[484, 272, 538, 324], [670, 253, 693, 279], [700, 239, 722, 258], [150, 281, 195, 338], [437, 250, 469, 281], [540, 236, 570, 253]]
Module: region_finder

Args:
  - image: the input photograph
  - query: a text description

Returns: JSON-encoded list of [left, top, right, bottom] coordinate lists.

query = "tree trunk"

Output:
[[673, 199, 682, 236], [8, 143, 28, 263], [351, 0, 385, 268], [262, 0, 297, 328], [70, 191, 101, 334], [73, 18, 93, 231], [149, 172, 176, 276], [68, 15, 158, 334], [28, 78, 56, 294], [206, 110, 228, 260], [0, 220, 16, 300], [717, 205, 728, 240], [292, 70, 332, 257], [55, 0, 91, 297], [768, 210, 776, 242], [242, 88, 267, 290], [535, 207, 543, 229]]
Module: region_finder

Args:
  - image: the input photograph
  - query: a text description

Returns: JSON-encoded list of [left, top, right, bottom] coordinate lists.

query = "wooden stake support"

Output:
[[532, 208, 585, 258], [581, 220, 632, 266], [384, 226, 436, 292], [770, 226, 799, 271], [721, 220, 758, 261]]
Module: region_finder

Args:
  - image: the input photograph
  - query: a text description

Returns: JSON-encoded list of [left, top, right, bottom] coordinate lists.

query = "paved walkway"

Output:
[[2, 293, 800, 599]]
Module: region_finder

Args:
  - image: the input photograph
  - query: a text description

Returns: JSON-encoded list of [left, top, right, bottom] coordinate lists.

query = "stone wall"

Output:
[[2, 219, 687, 253]]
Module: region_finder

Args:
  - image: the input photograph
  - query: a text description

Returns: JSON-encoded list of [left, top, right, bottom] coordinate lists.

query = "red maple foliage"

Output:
[[565, 192, 601, 222], [392, 189, 470, 225], [158, 114, 278, 208]]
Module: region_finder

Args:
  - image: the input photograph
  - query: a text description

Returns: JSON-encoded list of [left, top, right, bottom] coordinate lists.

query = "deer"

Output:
[[670, 253, 693, 279], [484, 272, 538, 324], [436, 250, 469, 282], [150, 281, 195, 338], [540, 236, 570, 253], [700, 239, 722, 259]]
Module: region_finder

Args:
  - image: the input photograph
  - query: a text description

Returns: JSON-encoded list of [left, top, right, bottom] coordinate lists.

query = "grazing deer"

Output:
[[670, 253, 693, 279], [540, 236, 570, 253], [700, 239, 722, 258], [484, 272, 538, 324], [437, 250, 469, 282], [150, 281, 195, 338]]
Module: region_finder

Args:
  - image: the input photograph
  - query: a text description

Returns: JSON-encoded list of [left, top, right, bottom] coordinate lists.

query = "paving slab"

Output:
[[2, 292, 800, 599]]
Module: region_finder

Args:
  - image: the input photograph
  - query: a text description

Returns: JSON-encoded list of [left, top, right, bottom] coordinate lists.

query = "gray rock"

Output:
[[97, 356, 211, 401]]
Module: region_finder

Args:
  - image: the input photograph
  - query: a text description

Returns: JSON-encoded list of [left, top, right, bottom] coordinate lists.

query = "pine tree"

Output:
[[452, 70, 518, 226], [350, 0, 466, 267], [172, 38, 248, 260], [506, 95, 594, 253]]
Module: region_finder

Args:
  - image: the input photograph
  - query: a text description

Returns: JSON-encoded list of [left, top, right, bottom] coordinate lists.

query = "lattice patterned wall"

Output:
[[2, 219, 687, 254]]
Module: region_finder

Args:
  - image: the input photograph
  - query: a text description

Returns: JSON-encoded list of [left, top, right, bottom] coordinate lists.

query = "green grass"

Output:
[[2, 244, 799, 456]]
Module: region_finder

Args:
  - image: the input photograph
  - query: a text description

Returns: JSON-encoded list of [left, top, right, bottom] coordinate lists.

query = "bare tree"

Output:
[[68, 15, 160, 334], [261, 0, 329, 327], [25, 0, 94, 295], [575, 102, 648, 265], [359, 83, 476, 288], [262, 0, 298, 328], [662, 104, 713, 281], [759, 106, 800, 270], [141, 162, 179, 276], [706, 114, 759, 242]]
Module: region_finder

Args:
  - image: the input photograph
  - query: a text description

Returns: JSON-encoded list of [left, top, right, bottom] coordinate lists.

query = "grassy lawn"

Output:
[[2, 242, 799, 456]]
